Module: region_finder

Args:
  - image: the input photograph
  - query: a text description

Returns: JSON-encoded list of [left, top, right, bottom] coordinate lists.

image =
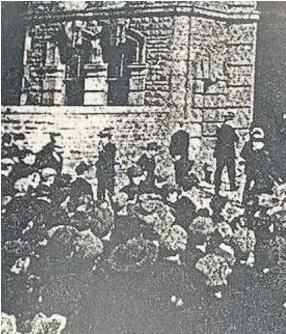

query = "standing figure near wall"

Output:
[[214, 112, 239, 194], [35, 133, 63, 174], [96, 128, 116, 201], [137, 142, 160, 194], [169, 122, 190, 161], [241, 127, 282, 200]]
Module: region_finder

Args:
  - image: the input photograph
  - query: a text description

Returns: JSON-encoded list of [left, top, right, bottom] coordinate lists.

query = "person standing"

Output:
[[169, 122, 190, 161], [214, 112, 239, 193], [241, 127, 282, 200], [96, 128, 116, 201]]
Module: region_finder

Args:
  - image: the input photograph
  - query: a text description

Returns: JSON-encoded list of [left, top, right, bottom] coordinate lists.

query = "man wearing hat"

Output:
[[35, 133, 63, 174], [137, 142, 161, 194], [169, 122, 190, 161], [96, 128, 116, 200], [241, 127, 281, 199], [214, 112, 239, 193], [120, 165, 146, 201]]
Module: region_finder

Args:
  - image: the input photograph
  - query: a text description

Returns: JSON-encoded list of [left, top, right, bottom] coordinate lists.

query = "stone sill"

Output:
[[1, 105, 169, 116]]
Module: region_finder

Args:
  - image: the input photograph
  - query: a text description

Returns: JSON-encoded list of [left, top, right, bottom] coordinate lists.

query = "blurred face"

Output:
[[1, 166, 13, 176], [77, 195, 92, 212], [133, 174, 145, 185], [15, 139, 25, 150], [167, 191, 178, 204], [101, 136, 109, 146], [23, 153, 36, 165], [252, 141, 265, 151], [174, 155, 181, 161], [163, 225, 188, 252], [42, 175, 56, 188]]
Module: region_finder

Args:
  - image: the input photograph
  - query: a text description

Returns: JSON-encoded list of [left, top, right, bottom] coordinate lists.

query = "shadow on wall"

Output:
[[254, 2, 286, 179], [1, 2, 27, 105]]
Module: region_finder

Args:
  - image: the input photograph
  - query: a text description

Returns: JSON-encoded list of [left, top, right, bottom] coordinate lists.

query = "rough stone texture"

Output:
[[1, 106, 172, 190], [130, 16, 175, 107], [190, 14, 257, 134], [9, 1, 259, 179]]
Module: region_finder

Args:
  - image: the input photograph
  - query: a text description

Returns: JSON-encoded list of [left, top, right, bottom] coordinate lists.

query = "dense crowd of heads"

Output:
[[1, 131, 286, 333]]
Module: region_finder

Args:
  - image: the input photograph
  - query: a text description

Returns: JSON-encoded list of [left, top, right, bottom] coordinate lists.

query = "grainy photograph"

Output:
[[1, 1, 286, 333]]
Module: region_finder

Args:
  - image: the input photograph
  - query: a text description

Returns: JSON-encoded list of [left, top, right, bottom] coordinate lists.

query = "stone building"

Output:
[[2, 1, 260, 187]]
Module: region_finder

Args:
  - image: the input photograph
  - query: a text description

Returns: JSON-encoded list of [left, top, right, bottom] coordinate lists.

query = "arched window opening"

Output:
[[107, 29, 147, 106]]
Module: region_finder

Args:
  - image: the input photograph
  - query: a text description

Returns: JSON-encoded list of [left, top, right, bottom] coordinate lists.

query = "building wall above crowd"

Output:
[[20, 1, 259, 128]]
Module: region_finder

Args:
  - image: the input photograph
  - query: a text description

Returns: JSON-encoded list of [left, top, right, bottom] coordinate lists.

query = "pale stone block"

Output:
[[204, 94, 227, 108], [186, 108, 203, 122], [85, 77, 108, 91], [227, 87, 252, 107], [128, 91, 145, 106], [84, 92, 107, 106]]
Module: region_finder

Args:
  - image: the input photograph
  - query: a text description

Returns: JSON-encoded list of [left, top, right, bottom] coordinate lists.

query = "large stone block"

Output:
[[203, 108, 226, 122], [170, 75, 187, 91], [84, 92, 107, 106], [228, 45, 255, 65], [202, 122, 221, 136], [226, 65, 253, 86], [186, 108, 203, 122], [227, 23, 256, 45], [204, 94, 227, 108], [227, 87, 253, 107]]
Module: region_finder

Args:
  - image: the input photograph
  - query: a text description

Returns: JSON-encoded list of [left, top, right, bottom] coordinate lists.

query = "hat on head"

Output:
[[223, 112, 235, 121], [75, 161, 90, 175], [161, 183, 181, 198], [41, 167, 57, 178], [127, 165, 144, 178], [147, 142, 161, 151], [251, 127, 265, 140], [1, 158, 15, 166], [13, 133, 25, 141], [98, 127, 114, 138], [223, 112, 235, 120]]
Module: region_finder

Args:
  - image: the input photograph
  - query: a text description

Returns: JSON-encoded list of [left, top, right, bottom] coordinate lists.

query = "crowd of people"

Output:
[[1, 118, 286, 333]]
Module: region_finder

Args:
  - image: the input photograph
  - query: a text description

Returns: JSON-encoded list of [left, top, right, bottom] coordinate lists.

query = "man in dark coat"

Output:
[[137, 142, 160, 194], [96, 128, 116, 200], [169, 122, 190, 161], [120, 166, 145, 201], [35, 133, 63, 174], [214, 112, 239, 193]]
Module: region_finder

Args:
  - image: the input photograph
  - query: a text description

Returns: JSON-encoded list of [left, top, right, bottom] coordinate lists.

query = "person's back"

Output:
[[215, 123, 238, 159], [170, 129, 190, 160]]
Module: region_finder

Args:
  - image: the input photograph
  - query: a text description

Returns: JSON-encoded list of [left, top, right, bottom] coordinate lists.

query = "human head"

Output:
[[197, 208, 210, 217], [112, 192, 129, 213], [147, 142, 160, 156], [251, 127, 265, 141], [40, 167, 57, 187], [161, 224, 188, 253], [75, 161, 90, 176], [223, 112, 235, 122], [2, 133, 12, 145], [162, 184, 181, 203], [13, 133, 26, 150], [99, 127, 113, 145], [22, 151, 36, 165], [127, 166, 145, 185], [1, 158, 15, 176]]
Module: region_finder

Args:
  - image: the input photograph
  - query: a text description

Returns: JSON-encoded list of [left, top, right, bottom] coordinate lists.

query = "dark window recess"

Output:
[[107, 38, 138, 106], [65, 55, 84, 106]]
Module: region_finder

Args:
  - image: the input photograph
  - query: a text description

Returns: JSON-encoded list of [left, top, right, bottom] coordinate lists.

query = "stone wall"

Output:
[[130, 16, 175, 107], [2, 105, 252, 188], [1, 106, 172, 189], [188, 14, 257, 165]]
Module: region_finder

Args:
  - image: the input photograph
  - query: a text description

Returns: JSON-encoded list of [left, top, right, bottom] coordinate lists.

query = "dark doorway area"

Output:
[[1, 2, 27, 105], [107, 38, 138, 106]]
